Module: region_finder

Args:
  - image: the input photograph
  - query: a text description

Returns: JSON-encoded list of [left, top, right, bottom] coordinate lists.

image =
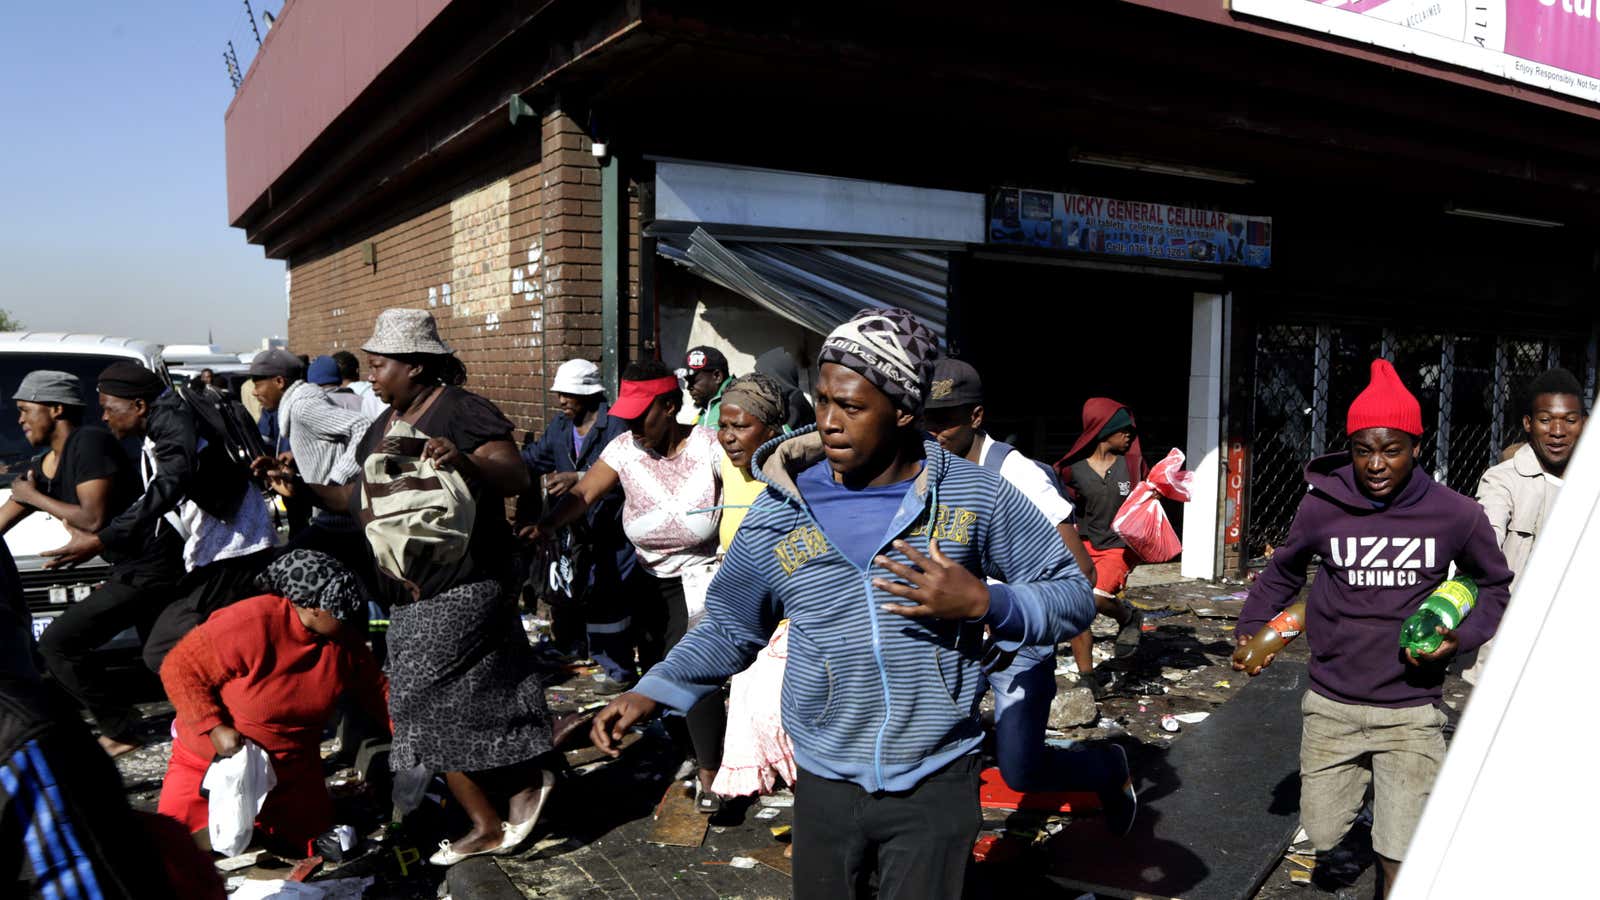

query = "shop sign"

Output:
[[1225, 439, 1246, 547], [987, 188, 1272, 268], [1233, 1, 1600, 107]]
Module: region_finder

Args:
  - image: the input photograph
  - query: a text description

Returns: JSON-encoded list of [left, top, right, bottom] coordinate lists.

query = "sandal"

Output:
[[694, 780, 724, 816]]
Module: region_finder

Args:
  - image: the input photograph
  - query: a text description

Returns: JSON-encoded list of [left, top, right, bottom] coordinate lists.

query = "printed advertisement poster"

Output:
[[1232, 1, 1600, 106], [987, 188, 1273, 269]]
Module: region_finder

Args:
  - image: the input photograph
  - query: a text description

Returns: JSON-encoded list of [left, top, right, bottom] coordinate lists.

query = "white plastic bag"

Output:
[[202, 739, 278, 857]]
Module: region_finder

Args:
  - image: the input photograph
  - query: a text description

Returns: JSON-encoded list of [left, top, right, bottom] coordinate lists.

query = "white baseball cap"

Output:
[[551, 358, 604, 395]]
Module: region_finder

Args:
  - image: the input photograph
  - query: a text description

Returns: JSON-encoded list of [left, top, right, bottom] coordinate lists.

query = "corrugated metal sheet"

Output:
[[655, 227, 949, 337]]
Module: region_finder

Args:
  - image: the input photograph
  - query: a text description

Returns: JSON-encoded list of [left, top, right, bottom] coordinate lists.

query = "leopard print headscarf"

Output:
[[255, 550, 365, 623]]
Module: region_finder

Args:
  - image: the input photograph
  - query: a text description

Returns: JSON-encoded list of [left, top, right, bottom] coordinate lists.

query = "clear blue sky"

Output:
[[0, 2, 285, 351]]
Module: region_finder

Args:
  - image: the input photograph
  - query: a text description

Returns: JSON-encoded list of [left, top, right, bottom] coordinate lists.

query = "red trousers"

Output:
[[157, 736, 333, 857]]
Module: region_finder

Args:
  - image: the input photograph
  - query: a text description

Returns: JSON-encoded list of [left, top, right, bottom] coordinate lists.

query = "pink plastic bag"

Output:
[[1112, 449, 1193, 563]]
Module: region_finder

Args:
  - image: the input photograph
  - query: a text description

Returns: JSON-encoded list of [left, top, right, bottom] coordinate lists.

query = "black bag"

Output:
[[174, 385, 264, 520], [530, 525, 593, 610]]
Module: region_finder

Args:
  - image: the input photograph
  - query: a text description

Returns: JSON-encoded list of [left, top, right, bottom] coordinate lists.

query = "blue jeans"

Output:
[[989, 643, 1124, 793]]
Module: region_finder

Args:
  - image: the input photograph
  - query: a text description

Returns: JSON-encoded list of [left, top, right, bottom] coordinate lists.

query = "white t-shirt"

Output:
[[979, 434, 1074, 525], [600, 426, 723, 577], [348, 381, 388, 419]]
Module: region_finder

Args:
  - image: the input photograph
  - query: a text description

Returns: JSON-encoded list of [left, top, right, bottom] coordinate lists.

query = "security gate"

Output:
[[1242, 323, 1596, 563]]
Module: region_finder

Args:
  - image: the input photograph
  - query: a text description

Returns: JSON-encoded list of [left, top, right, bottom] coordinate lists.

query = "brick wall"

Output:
[[285, 110, 637, 439]]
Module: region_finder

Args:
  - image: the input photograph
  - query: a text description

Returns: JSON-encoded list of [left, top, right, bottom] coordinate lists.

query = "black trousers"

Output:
[[792, 755, 983, 900], [37, 563, 177, 740], [142, 549, 275, 674], [635, 572, 725, 773]]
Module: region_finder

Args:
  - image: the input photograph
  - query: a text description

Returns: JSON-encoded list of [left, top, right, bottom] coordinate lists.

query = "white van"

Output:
[[1393, 424, 1596, 896], [0, 332, 166, 644]]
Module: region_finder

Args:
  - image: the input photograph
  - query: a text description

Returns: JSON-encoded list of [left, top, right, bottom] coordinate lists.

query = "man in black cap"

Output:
[[678, 345, 733, 428], [248, 348, 372, 574], [923, 359, 1137, 835], [0, 371, 182, 756], [45, 362, 277, 675]]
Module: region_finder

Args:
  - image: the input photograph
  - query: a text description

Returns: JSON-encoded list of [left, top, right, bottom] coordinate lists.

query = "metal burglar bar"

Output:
[[1244, 322, 1591, 562]]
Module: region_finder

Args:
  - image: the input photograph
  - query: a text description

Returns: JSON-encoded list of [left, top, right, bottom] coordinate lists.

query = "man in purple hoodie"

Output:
[[1234, 359, 1512, 898]]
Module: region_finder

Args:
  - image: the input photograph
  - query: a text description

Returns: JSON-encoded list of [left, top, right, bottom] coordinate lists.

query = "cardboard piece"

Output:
[[746, 844, 793, 877], [1189, 599, 1245, 619], [646, 782, 709, 848]]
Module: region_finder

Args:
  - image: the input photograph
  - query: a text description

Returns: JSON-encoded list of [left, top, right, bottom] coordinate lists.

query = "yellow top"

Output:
[[719, 451, 769, 552]]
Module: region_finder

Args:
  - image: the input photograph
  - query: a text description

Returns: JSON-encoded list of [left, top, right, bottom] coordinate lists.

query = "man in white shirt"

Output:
[[333, 350, 388, 419], [924, 358, 1136, 836], [1464, 367, 1587, 683]]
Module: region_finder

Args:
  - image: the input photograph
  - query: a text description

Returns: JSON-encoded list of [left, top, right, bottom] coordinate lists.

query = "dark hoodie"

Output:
[[1237, 453, 1512, 709]]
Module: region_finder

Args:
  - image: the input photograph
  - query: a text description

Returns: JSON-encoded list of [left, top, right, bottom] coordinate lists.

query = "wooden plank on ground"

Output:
[[646, 781, 709, 848], [1042, 660, 1307, 900], [746, 845, 792, 877]]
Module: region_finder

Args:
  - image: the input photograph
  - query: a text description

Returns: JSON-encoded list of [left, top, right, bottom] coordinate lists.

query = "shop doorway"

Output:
[[961, 258, 1199, 532]]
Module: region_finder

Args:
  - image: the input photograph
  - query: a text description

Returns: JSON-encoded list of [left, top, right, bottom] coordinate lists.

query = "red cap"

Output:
[[611, 375, 680, 420], [1347, 359, 1423, 436]]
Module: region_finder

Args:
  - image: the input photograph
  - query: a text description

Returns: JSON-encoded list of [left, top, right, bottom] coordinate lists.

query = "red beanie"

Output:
[[1348, 359, 1423, 436]]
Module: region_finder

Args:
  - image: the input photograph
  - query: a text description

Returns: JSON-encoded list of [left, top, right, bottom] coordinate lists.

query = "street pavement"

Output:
[[111, 566, 1472, 898]]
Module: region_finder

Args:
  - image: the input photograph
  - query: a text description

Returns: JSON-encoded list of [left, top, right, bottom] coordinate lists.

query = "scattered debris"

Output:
[[1160, 715, 1181, 733], [1174, 712, 1211, 725], [729, 856, 758, 869], [215, 850, 263, 872], [1048, 685, 1100, 729], [972, 833, 1026, 864], [1213, 680, 1232, 689], [759, 792, 795, 808], [1290, 868, 1313, 885], [755, 807, 782, 820]]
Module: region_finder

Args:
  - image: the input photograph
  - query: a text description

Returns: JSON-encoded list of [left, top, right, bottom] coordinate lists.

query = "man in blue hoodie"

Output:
[[1235, 359, 1512, 897], [593, 308, 1094, 899]]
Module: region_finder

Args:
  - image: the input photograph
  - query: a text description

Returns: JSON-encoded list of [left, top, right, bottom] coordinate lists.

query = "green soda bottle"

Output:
[[1400, 576, 1479, 655]]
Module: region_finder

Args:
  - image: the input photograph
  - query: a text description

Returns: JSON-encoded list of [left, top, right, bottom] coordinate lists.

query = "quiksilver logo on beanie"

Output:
[[818, 308, 939, 414]]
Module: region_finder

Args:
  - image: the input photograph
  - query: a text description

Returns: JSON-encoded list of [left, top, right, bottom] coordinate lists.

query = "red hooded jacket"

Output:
[[1053, 398, 1147, 503]]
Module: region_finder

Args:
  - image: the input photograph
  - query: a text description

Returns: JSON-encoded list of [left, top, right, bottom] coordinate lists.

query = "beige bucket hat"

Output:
[[361, 308, 453, 356]]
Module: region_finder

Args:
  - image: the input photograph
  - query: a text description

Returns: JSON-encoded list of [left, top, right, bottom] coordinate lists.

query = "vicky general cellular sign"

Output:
[[1232, 1, 1600, 106]]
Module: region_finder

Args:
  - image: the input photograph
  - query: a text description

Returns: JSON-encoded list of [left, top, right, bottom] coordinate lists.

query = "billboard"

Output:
[[987, 188, 1273, 269], [1232, 0, 1600, 106]]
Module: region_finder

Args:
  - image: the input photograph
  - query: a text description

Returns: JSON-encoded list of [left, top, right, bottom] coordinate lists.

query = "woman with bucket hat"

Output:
[[276, 309, 555, 865]]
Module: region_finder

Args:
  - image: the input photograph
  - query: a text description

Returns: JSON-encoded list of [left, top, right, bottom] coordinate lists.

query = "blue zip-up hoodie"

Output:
[[633, 428, 1094, 793]]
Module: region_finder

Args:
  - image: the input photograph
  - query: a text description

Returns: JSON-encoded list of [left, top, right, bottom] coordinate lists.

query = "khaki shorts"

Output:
[[1299, 690, 1447, 861]]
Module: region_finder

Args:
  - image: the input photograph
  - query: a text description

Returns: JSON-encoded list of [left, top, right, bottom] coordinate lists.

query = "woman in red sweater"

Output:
[[157, 550, 388, 856]]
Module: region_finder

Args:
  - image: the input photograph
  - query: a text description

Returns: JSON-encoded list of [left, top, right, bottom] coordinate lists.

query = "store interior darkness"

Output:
[[960, 258, 1197, 532]]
